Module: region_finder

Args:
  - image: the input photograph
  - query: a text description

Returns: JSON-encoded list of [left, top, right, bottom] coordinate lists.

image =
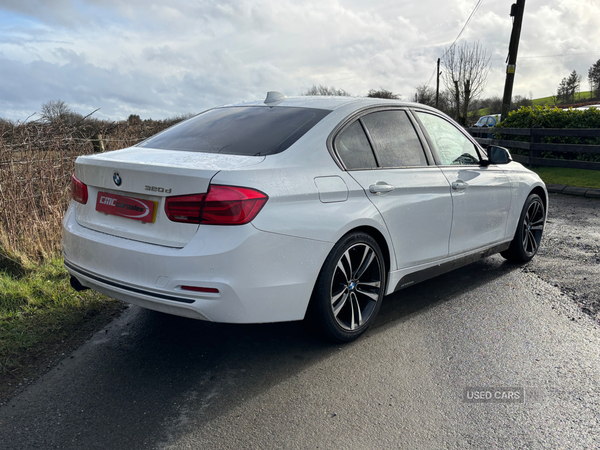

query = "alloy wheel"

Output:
[[330, 243, 382, 331], [522, 197, 545, 257]]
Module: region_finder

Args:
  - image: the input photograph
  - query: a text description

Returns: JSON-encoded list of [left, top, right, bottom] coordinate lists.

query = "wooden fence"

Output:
[[467, 127, 600, 170]]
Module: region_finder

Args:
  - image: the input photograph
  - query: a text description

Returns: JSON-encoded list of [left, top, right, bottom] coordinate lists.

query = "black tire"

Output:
[[306, 232, 386, 343], [501, 193, 545, 263]]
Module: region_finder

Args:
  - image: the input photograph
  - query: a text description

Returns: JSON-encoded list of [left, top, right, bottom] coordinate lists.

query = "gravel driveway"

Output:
[[527, 193, 600, 323]]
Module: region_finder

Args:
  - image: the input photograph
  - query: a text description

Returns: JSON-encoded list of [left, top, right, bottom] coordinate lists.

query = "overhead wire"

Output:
[[426, 0, 485, 88]]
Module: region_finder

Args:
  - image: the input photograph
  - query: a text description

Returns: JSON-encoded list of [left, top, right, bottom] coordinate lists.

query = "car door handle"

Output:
[[452, 180, 468, 190], [369, 183, 395, 194]]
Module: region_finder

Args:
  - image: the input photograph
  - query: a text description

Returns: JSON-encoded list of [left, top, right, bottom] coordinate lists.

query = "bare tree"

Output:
[[367, 88, 400, 99], [441, 41, 491, 124], [415, 84, 436, 106], [415, 84, 454, 116], [303, 85, 351, 96], [40, 99, 82, 125]]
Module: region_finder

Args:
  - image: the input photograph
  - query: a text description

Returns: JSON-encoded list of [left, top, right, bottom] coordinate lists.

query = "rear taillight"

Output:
[[71, 174, 88, 204], [202, 185, 268, 225], [164, 185, 268, 225], [164, 194, 205, 224]]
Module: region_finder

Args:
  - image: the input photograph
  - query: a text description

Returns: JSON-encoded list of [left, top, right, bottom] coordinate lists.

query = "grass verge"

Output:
[[0, 256, 124, 402], [529, 166, 600, 190]]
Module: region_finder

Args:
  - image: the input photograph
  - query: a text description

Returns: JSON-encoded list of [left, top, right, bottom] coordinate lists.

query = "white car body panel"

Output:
[[349, 167, 453, 269], [440, 165, 512, 255], [64, 206, 333, 323]]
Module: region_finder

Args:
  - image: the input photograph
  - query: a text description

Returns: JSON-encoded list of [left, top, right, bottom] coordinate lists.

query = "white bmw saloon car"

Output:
[[63, 93, 547, 342]]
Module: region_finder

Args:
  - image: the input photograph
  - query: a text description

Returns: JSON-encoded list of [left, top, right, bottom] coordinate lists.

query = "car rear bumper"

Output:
[[62, 204, 332, 323]]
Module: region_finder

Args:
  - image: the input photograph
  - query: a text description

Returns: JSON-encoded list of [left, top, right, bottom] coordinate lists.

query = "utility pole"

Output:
[[501, 0, 526, 119], [436, 58, 441, 108]]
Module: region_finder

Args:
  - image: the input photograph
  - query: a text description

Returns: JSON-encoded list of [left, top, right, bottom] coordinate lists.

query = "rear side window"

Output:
[[138, 106, 331, 156], [335, 121, 378, 170], [361, 111, 427, 167]]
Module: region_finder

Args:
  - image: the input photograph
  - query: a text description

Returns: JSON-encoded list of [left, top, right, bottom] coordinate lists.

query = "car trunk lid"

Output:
[[73, 147, 265, 247]]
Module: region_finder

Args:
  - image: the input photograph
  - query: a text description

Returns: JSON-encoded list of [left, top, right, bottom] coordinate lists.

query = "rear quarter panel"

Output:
[[210, 125, 397, 270]]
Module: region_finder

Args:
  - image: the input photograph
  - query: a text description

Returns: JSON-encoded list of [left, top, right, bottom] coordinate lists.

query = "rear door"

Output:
[[334, 109, 453, 270], [413, 110, 512, 255]]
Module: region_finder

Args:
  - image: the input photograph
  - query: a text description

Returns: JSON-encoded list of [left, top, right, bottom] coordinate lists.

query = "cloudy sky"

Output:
[[1, 0, 598, 121]]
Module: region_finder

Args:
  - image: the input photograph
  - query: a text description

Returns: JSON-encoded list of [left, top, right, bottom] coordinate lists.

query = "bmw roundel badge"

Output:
[[113, 172, 122, 186]]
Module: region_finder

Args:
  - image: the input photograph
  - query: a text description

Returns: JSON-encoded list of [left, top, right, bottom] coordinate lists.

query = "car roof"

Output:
[[223, 95, 435, 112]]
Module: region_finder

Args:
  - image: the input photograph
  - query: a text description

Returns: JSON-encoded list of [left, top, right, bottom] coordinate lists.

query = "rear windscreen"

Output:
[[138, 106, 331, 156]]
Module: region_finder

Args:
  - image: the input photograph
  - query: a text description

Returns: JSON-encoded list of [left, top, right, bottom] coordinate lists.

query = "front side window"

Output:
[[415, 112, 480, 165], [361, 110, 427, 168], [139, 106, 331, 156]]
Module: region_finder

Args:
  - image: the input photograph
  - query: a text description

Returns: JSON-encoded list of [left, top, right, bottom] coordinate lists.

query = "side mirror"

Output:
[[485, 146, 512, 165]]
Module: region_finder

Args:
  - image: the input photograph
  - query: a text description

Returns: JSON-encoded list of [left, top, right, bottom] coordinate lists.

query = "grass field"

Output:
[[531, 91, 595, 107], [474, 91, 597, 118], [529, 166, 600, 189]]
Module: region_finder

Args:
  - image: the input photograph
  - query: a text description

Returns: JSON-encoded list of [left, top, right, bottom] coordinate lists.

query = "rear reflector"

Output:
[[181, 286, 219, 294], [71, 174, 88, 204], [165, 185, 268, 225]]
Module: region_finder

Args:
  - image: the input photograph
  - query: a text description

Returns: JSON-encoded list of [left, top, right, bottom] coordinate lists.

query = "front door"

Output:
[[413, 111, 512, 256]]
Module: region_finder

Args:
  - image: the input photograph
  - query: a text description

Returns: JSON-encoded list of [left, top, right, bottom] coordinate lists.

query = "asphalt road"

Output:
[[1, 194, 599, 449]]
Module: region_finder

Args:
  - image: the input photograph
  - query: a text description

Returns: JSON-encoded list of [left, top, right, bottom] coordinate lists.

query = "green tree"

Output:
[[588, 59, 600, 98], [557, 70, 581, 104]]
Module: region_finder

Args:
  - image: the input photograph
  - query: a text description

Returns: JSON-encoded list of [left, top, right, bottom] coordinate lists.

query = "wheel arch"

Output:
[[530, 185, 548, 213], [304, 225, 390, 341], [340, 225, 392, 287], [305, 225, 392, 313]]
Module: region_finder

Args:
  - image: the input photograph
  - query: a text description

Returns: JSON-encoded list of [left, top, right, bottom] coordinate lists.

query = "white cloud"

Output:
[[0, 0, 598, 120]]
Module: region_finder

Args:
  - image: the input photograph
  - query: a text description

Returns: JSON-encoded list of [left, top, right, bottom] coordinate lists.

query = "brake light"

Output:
[[164, 185, 268, 225], [202, 185, 268, 225], [71, 174, 88, 204], [164, 194, 205, 223]]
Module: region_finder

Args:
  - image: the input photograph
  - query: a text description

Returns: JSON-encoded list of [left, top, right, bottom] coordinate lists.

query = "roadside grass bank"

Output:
[[0, 115, 180, 403], [529, 166, 600, 190], [0, 252, 124, 403]]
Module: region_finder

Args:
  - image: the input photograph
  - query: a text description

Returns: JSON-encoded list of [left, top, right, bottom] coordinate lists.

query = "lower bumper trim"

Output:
[[64, 259, 196, 304]]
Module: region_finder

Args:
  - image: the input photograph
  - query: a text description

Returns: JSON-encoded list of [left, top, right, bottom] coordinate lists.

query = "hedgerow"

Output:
[[494, 106, 600, 162]]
